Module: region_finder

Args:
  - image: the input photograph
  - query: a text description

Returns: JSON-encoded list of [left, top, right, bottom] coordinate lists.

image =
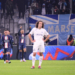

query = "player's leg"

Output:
[[19, 50, 22, 62], [4, 53, 6, 63], [31, 52, 36, 69], [23, 47, 26, 62], [6, 49, 9, 63], [38, 52, 43, 68], [8, 49, 11, 63], [7, 47, 11, 63], [3, 49, 6, 63], [19, 44, 22, 62], [5, 48, 10, 63], [31, 44, 38, 69], [38, 44, 44, 68]]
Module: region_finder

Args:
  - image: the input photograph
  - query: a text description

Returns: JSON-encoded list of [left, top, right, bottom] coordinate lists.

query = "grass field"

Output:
[[0, 60, 75, 75]]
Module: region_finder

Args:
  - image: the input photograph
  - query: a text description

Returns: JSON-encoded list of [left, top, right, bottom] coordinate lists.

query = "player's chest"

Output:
[[4, 36, 10, 42], [34, 30, 44, 36], [21, 34, 25, 39]]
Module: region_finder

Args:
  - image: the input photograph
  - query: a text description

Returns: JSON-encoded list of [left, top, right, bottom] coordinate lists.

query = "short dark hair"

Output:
[[4, 29, 9, 32], [4, 30, 7, 31], [36, 21, 44, 28]]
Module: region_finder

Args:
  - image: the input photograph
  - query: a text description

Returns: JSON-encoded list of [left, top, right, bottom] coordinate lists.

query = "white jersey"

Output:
[[30, 27, 49, 41], [30, 27, 49, 52]]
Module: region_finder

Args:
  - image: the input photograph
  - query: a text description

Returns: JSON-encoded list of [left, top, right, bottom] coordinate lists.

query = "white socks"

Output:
[[32, 56, 43, 66], [39, 56, 43, 66], [32, 56, 36, 66]]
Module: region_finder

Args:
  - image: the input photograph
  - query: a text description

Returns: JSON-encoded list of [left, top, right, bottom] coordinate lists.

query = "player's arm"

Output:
[[10, 35, 14, 48], [24, 26, 31, 35], [43, 30, 50, 42], [18, 26, 22, 35], [44, 35, 50, 42], [28, 28, 35, 43]]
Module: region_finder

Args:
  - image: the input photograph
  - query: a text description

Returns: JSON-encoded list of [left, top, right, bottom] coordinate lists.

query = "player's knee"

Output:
[[19, 50, 22, 52], [8, 52, 10, 54], [6, 52, 8, 54], [40, 53, 43, 56], [23, 48, 26, 52], [33, 52, 36, 56]]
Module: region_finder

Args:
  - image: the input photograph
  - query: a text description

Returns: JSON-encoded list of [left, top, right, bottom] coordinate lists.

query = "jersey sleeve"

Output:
[[30, 28, 35, 35], [44, 29, 49, 36], [2, 35, 4, 42], [10, 36, 14, 43], [18, 29, 21, 36], [10, 35, 14, 48]]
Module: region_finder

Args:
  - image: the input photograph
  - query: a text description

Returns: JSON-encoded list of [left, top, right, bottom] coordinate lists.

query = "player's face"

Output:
[[7, 31, 10, 35], [38, 22, 43, 29], [21, 30, 24, 34], [4, 31, 8, 35]]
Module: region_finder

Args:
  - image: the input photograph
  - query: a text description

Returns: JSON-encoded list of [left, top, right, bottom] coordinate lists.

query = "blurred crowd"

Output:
[[0, 0, 75, 19], [31, 0, 70, 15]]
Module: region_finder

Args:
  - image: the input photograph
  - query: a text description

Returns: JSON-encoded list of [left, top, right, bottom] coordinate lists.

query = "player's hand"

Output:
[[20, 26, 22, 29], [31, 40, 35, 43], [42, 39, 45, 42]]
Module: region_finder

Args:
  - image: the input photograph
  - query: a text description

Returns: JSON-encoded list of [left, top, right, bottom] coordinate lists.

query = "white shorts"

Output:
[[33, 40, 45, 52]]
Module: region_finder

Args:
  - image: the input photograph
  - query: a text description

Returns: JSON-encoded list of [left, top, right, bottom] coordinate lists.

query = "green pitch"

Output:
[[0, 60, 75, 75]]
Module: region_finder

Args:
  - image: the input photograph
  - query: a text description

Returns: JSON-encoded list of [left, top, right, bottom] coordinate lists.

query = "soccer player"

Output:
[[28, 21, 50, 69], [18, 26, 30, 62], [7, 30, 13, 63], [2, 30, 13, 63]]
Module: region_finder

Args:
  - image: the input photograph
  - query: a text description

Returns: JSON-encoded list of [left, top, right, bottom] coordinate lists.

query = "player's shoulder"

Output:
[[32, 27, 36, 29], [32, 27, 37, 30], [41, 28, 46, 31], [2, 35, 4, 37]]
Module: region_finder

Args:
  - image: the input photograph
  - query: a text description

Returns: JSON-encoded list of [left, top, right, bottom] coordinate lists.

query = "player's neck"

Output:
[[38, 27, 41, 29]]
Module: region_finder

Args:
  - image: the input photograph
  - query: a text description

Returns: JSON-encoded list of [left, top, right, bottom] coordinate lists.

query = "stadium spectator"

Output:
[[72, 1, 75, 14], [70, 39, 75, 46], [66, 0, 70, 14], [54, 6, 60, 14], [31, 0, 37, 14], [33, 5, 41, 15], [6, 0, 14, 19], [1, 0, 6, 14], [36, 0, 42, 8], [61, 9, 65, 14], [42, 0, 47, 6], [46, 0, 52, 14], [58, 0, 63, 13], [62, 0, 67, 12], [66, 34, 73, 46], [41, 4, 46, 15], [58, 0, 67, 14], [26, 0, 32, 9], [17, 0, 26, 19]]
